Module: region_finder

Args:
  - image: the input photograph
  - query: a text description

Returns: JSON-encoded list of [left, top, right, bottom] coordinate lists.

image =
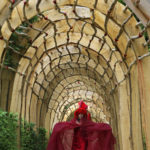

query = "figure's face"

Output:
[[78, 114, 84, 119]]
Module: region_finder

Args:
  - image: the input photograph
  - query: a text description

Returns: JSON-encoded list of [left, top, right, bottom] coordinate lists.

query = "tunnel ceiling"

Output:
[[0, 0, 150, 150]]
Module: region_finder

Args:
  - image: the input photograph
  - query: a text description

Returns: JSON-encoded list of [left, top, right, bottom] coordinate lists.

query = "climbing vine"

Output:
[[118, 0, 150, 52], [4, 15, 40, 68], [140, 24, 150, 51], [118, 0, 125, 5]]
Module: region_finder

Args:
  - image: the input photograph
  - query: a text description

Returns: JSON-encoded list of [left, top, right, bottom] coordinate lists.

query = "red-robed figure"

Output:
[[47, 101, 116, 150]]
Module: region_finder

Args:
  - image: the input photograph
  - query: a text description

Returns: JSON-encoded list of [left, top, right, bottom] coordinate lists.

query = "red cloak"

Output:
[[46, 118, 116, 150]]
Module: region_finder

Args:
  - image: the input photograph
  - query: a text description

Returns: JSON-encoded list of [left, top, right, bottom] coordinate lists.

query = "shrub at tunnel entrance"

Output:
[[0, 110, 48, 150], [21, 121, 48, 150], [0, 109, 18, 150]]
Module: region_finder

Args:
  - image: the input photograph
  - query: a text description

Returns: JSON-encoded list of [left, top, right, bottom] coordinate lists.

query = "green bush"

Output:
[[21, 121, 37, 150], [36, 128, 48, 150], [21, 121, 48, 150], [0, 110, 18, 150], [0, 110, 48, 150]]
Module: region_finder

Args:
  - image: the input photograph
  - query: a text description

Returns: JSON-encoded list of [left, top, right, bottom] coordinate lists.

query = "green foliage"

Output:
[[118, 0, 126, 5], [118, 0, 150, 52], [21, 121, 48, 150], [29, 15, 39, 24], [3, 15, 39, 68], [49, 130, 52, 137], [143, 134, 147, 150], [37, 128, 48, 150], [4, 50, 14, 67], [64, 104, 70, 110], [139, 24, 150, 51], [21, 15, 39, 27], [0, 110, 48, 150], [140, 24, 149, 41], [0, 109, 18, 150], [21, 121, 37, 150], [4, 28, 30, 68], [148, 45, 150, 52]]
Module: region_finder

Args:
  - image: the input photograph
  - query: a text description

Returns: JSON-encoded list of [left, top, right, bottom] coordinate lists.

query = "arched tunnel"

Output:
[[0, 0, 150, 150]]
